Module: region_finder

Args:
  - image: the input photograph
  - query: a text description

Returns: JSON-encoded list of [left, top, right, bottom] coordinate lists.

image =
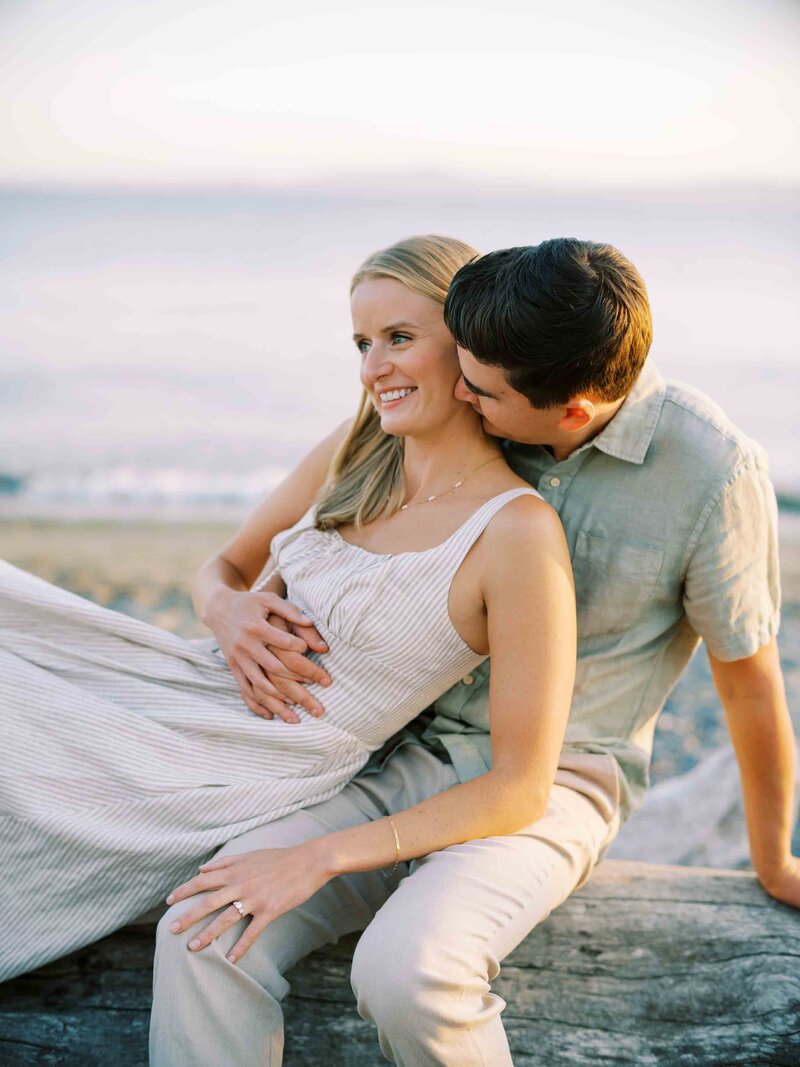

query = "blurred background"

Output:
[[1, 0, 798, 791]]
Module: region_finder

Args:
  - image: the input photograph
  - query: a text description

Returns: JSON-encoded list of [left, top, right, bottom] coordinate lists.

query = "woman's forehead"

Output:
[[351, 276, 441, 325]]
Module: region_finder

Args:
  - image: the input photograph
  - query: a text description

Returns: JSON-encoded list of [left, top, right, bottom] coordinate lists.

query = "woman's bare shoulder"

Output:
[[481, 489, 566, 558]]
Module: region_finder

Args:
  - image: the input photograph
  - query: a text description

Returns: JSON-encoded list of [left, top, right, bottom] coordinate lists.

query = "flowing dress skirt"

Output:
[[0, 562, 369, 981]]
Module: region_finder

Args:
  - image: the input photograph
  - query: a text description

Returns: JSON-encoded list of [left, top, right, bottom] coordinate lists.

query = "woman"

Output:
[[0, 235, 574, 984]]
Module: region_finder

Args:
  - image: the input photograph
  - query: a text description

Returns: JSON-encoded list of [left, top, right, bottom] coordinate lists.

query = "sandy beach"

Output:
[[2, 513, 798, 787]]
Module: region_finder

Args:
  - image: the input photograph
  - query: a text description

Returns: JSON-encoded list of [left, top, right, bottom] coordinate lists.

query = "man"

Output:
[[151, 239, 797, 1066]]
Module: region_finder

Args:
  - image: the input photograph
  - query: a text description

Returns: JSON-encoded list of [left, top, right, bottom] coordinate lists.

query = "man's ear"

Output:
[[557, 399, 596, 432]]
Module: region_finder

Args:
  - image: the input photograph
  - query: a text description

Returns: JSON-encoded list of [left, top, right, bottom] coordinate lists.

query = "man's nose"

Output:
[[454, 375, 477, 404]]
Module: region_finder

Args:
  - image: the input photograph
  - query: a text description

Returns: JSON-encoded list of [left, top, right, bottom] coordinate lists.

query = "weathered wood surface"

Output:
[[1, 860, 798, 1066]]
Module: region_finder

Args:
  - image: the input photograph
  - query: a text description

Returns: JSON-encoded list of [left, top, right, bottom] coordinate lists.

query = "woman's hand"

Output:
[[165, 843, 334, 964], [210, 589, 331, 723]]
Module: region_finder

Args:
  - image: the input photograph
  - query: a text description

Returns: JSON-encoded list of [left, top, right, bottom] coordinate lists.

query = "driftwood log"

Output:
[[1, 859, 798, 1066]]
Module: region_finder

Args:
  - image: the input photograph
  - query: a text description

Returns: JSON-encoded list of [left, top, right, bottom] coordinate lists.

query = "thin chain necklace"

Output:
[[399, 455, 504, 511]]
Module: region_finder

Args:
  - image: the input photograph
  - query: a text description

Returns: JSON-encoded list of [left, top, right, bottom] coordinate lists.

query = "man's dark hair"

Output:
[[444, 238, 653, 408]]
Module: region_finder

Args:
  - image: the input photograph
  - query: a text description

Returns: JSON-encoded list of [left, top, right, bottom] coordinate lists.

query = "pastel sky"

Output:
[[1, 0, 798, 188]]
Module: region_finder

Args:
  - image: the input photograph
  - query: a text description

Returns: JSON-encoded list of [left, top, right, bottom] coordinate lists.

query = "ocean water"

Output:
[[1, 185, 797, 518]]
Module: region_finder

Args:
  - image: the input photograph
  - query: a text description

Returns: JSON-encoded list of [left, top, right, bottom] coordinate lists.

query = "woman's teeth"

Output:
[[379, 387, 417, 403]]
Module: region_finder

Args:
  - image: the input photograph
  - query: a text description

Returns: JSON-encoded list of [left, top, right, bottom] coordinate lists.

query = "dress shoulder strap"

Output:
[[405, 486, 544, 594], [445, 485, 544, 562]]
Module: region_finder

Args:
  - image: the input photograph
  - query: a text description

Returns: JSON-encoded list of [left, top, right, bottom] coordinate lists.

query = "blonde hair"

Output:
[[315, 235, 479, 530]]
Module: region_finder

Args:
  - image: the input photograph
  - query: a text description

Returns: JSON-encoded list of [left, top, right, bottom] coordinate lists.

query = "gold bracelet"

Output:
[[381, 814, 401, 880]]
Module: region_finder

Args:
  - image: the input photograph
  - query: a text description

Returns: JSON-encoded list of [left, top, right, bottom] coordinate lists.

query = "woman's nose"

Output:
[[361, 343, 393, 387]]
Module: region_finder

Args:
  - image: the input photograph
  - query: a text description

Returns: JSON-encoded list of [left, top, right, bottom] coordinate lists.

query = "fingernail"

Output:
[[169, 921, 180, 932], [227, 952, 236, 964], [189, 938, 201, 950], [166, 894, 174, 905]]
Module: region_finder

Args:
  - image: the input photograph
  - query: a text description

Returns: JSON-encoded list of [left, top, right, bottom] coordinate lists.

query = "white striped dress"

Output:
[[0, 487, 537, 980]]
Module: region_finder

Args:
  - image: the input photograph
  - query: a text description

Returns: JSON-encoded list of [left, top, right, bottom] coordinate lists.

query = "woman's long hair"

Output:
[[315, 234, 479, 530]]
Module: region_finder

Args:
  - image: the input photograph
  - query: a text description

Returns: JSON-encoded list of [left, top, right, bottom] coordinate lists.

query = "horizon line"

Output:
[[1, 173, 798, 201]]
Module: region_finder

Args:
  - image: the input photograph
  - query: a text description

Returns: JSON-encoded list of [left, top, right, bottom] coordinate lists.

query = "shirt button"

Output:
[[462, 674, 475, 685], [549, 477, 561, 487]]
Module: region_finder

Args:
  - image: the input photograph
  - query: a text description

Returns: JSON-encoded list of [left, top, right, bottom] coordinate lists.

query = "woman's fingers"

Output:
[[266, 676, 325, 717], [231, 663, 296, 723], [255, 643, 331, 688], [245, 642, 309, 683], [166, 869, 223, 907], [229, 664, 275, 720], [226, 916, 270, 965], [198, 855, 237, 872], [187, 904, 250, 953], [236, 656, 322, 722], [240, 661, 302, 723], [167, 886, 234, 932], [292, 621, 329, 654]]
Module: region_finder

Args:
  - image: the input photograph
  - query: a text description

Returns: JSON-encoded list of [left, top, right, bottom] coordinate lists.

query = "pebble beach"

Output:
[[2, 513, 798, 788]]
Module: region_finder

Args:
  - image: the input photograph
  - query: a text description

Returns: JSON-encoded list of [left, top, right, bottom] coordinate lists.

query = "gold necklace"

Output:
[[399, 455, 504, 511]]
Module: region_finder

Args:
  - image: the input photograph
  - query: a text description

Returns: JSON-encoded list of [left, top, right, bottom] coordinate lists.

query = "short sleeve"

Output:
[[683, 458, 780, 661]]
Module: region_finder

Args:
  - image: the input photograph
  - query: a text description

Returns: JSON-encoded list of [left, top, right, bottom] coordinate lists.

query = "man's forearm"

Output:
[[192, 556, 250, 628], [710, 641, 797, 889], [192, 556, 285, 630]]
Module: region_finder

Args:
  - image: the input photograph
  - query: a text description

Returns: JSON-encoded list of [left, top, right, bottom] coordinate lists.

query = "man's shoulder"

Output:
[[657, 375, 769, 484]]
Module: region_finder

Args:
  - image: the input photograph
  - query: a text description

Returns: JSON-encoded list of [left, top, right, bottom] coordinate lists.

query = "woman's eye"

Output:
[[391, 333, 412, 345]]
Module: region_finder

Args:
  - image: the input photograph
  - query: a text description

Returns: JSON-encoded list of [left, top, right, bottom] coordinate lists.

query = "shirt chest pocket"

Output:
[[572, 531, 664, 637]]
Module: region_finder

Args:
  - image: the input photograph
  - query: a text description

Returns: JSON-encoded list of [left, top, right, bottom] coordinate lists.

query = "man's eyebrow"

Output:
[[462, 372, 500, 400]]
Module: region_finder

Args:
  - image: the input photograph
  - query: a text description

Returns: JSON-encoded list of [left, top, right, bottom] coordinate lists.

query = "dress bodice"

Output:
[[261, 488, 542, 714]]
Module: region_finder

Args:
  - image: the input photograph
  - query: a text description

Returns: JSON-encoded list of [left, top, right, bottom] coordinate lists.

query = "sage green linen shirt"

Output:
[[411, 360, 780, 823]]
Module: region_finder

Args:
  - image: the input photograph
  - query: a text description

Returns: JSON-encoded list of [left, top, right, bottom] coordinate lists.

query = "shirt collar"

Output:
[[587, 359, 666, 465]]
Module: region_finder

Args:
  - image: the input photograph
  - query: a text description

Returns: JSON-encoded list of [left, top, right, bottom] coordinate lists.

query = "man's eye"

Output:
[[356, 340, 370, 354]]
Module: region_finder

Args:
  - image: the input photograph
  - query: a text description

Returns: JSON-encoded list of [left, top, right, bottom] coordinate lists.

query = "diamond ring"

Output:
[[232, 900, 247, 918]]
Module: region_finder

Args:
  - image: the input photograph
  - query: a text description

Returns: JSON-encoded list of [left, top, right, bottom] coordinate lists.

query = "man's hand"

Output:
[[759, 856, 800, 909], [212, 590, 331, 723], [260, 612, 332, 719]]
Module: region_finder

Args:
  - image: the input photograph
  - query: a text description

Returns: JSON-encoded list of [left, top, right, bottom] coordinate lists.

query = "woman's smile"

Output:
[[378, 386, 418, 409]]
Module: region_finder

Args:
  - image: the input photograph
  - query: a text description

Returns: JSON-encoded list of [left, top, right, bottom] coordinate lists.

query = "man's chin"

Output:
[[480, 416, 504, 439]]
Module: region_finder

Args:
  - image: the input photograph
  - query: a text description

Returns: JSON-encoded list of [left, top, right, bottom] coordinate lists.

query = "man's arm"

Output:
[[708, 638, 800, 907]]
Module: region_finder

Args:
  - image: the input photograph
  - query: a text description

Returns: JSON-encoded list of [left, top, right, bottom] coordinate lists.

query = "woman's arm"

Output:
[[312, 495, 575, 863], [195, 419, 350, 721], [167, 496, 577, 962]]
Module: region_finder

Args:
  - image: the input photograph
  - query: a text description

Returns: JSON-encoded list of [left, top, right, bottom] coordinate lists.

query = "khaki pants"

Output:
[[150, 744, 620, 1066]]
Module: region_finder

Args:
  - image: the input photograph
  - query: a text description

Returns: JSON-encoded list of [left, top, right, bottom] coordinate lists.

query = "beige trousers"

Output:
[[150, 744, 620, 1066]]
